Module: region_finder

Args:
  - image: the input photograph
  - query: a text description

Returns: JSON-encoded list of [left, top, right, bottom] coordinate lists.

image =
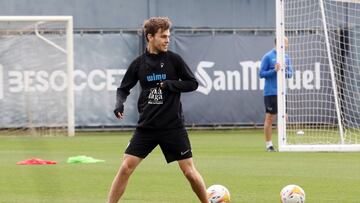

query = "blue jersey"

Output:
[[259, 49, 293, 96]]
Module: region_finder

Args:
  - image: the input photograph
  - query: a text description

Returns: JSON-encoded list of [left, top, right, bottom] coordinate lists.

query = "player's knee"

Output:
[[265, 115, 274, 124], [119, 162, 135, 176], [182, 168, 197, 182]]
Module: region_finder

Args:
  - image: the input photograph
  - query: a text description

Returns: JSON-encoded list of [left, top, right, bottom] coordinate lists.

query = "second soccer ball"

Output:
[[280, 184, 305, 203], [296, 130, 305, 136], [207, 184, 231, 203]]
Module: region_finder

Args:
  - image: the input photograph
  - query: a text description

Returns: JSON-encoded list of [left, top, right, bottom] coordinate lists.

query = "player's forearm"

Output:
[[115, 71, 137, 108], [285, 67, 293, 78], [259, 69, 276, 78], [162, 80, 198, 92], [115, 88, 129, 109]]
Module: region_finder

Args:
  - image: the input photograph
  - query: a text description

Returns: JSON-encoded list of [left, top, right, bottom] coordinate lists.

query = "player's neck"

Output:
[[147, 46, 159, 54]]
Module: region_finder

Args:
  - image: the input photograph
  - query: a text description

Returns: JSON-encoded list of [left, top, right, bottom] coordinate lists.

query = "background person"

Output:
[[259, 37, 293, 152]]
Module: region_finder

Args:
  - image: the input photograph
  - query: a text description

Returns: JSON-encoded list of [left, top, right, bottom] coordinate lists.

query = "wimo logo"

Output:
[[146, 73, 166, 82], [195, 61, 321, 95]]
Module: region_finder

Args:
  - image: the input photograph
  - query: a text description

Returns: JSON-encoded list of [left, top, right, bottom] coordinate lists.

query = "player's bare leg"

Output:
[[264, 113, 274, 142], [107, 154, 143, 203], [178, 158, 208, 203], [264, 113, 276, 151]]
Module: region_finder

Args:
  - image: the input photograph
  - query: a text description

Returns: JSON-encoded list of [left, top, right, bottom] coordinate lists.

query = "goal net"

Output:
[[0, 16, 74, 136], [277, 0, 360, 151]]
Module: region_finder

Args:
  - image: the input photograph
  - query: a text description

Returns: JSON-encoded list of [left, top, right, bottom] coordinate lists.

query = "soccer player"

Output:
[[259, 37, 293, 152], [107, 17, 209, 203]]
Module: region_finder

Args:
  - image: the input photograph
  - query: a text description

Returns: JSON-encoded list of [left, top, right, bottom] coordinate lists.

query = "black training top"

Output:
[[115, 50, 198, 130]]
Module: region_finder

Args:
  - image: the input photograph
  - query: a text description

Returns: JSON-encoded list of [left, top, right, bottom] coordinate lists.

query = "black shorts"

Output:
[[264, 95, 277, 114], [125, 128, 192, 163]]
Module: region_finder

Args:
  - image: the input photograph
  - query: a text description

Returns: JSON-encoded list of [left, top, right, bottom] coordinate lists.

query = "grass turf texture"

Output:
[[0, 129, 359, 203]]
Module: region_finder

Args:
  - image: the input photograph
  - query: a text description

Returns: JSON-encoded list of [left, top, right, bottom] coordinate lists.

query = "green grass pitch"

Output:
[[0, 129, 359, 203]]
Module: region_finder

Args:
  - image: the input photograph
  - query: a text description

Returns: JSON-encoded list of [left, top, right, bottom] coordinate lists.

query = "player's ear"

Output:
[[147, 33, 153, 42]]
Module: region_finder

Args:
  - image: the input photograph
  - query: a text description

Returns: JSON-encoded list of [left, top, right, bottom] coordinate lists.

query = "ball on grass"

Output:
[[296, 130, 304, 135]]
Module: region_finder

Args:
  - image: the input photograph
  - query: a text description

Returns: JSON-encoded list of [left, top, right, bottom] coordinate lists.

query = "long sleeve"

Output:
[[163, 54, 198, 92], [259, 55, 276, 78], [115, 60, 138, 109], [285, 56, 293, 78]]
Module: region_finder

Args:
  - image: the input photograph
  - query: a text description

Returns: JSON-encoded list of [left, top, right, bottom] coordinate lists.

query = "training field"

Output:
[[0, 129, 359, 203]]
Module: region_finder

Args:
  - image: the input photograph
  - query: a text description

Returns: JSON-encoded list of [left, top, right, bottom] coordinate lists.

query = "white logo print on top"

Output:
[[148, 87, 163, 104]]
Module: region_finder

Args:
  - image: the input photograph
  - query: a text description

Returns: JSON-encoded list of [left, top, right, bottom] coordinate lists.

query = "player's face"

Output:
[[275, 37, 289, 51], [148, 29, 170, 53]]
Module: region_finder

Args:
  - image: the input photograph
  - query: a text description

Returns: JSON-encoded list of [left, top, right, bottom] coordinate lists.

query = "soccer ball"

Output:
[[207, 184, 231, 203], [296, 130, 305, 136], [280, 184, 305, 203]]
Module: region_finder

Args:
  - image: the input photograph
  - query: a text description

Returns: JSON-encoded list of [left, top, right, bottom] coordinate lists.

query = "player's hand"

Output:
[[275, 63, 281, 72], [157, 81, 166, 89], [113, 105, 124, 119]]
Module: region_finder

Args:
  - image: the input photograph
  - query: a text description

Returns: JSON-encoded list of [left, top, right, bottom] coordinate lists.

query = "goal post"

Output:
[[0, 16, 74, 136], [276, 0, 360, 151]]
